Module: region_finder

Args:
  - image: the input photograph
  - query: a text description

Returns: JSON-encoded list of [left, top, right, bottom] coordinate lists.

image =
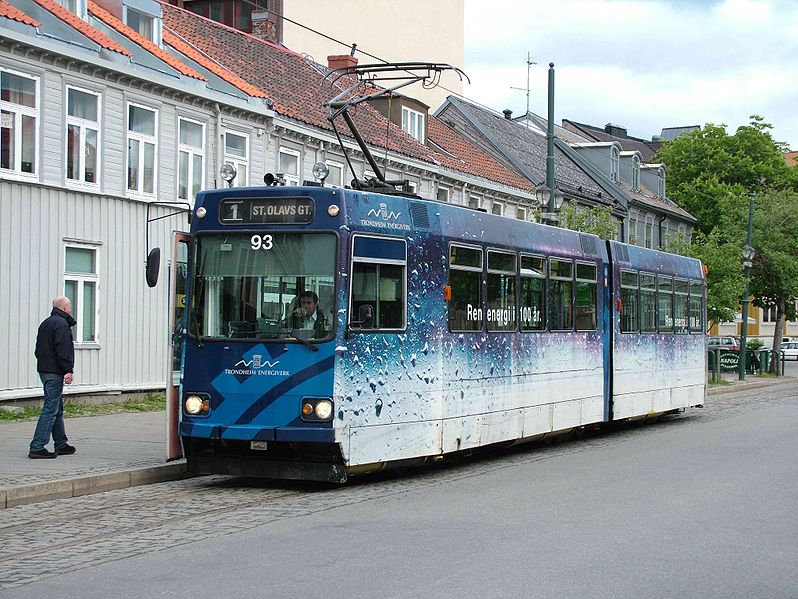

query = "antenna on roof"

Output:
[[322, 62, 469, 196], [510, 52, 536, 117]]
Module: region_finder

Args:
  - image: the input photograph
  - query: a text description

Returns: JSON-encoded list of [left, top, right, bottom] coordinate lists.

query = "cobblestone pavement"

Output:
[[1, 381, 796, 591]]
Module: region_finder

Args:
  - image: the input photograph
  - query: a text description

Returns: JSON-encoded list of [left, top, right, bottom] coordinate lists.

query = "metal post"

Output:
[[546, 62, 555, 215], [738, 190, 755, 380]]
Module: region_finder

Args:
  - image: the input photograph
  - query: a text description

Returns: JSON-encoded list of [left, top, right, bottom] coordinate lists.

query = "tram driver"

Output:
[[286, 290, 330, 340]]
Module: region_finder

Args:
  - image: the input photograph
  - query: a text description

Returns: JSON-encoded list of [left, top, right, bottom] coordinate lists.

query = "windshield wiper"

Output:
[[289, 332, 319, 352]]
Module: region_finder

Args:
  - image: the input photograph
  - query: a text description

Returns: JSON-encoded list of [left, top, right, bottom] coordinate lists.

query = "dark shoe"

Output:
[[56, 444, 76, 456], [29, 448, 57, 459]]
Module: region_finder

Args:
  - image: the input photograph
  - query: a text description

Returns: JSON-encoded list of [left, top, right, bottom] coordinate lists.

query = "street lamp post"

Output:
[[536, 185, 564, 226], [738, 190, 755, 381]]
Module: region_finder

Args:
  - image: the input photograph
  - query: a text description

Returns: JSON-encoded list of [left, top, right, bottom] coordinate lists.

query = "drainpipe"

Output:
[[214, 104, 222, 189]]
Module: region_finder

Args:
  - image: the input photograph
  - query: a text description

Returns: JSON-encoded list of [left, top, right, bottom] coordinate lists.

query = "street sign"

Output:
[[720, 352, 739, 372]]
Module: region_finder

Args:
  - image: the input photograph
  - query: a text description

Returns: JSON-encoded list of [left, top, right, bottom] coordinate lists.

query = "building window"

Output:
[[126, 7, 156, 42], [645, 221, 653, 249], [491, 202, 503, 216], [468, 194, 482, 210], [57, 0, 85, 16], [762, 305, 778, 323], [325, 160, 344, 187], [516, 206, 526, 220], [437, 186, 450, 203], [0, 68, 38, 177], [610, 146, 620, 182], [178, 118, 204, 201], [127, 103, 157, 196], [224, 130, 248, 187], [278, 147, 300, 185], [65, 86, 100, 186], [64, 245, 98, 344], [401, 106, 425, 143]]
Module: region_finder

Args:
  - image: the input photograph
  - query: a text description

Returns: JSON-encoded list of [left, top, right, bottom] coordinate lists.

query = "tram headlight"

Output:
[[300, 398, 334, 422], [184, 394, 209, 415], [314, 399, 333, 420]]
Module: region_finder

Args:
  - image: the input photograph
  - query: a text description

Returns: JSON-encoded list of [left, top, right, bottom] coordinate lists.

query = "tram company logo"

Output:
[[362, 202, 411, 231], [226, 355, 289, 376]]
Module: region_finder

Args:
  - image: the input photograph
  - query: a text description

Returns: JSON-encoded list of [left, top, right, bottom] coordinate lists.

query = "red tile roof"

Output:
[[163, 30, 266, 98], [88, 1, 205, 80], [30, 0, 131, 56], [0, 1, 40, 26], [161, 4, 531, 193]]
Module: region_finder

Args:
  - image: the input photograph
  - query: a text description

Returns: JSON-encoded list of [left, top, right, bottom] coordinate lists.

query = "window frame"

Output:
[[574, 261, 598, 331], [348, 234, 408, 333], [548, 257, 574, 331], [519, 253, 546, 332], [223, 129, 249, 188], [124, 5, 162, 44], [437, 185, 450, 203], [619, 269, 639, 333], [63, 242, 100, 346], [325, 159, 344, 188], [0, 67, 40, 179], [177, 116, 206, 202], [448, 242, 484, 333], [65, 85, 101, 188], [486, 248, 517, 333], [657, 275, 674, 333], [126, 101, 158, 198], [278, 146, 301, 186], [401, 106, 425, 143]]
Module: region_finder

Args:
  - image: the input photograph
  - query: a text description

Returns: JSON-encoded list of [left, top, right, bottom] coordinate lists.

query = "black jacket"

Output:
[[35, 308, 77, 375]]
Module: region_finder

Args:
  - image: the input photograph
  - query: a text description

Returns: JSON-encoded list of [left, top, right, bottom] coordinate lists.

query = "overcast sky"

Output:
[[463, 0, 798, 149]]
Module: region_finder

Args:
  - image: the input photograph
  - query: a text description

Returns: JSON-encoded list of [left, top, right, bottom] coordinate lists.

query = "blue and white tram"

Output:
[[160, 185, 705, 482]]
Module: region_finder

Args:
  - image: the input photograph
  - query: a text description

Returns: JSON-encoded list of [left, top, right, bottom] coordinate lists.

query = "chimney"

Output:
[[252, 10, 281, 44], [328, 54, 358, 71], [503, 109, 513, 120], [605, 123, 627, 138]]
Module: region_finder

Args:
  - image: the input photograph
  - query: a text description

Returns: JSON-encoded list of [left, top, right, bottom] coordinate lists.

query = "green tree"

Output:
[[748, 189, 798, 371], [655, 116, 798, 332], [559, 201, 618, 240]]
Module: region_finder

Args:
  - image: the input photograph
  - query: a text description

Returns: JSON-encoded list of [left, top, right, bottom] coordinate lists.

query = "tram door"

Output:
[[167, 233, 190, 460]]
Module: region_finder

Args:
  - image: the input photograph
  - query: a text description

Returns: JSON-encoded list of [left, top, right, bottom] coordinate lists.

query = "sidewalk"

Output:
[[0, 411, 189, 509]]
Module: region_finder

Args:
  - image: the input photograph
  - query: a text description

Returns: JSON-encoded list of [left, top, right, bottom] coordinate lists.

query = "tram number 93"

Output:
[[250, 234, 273, 251]]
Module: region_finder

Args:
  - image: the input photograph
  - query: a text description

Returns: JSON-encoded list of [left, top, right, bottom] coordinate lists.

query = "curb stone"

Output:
[[2, 461, 191, 509]]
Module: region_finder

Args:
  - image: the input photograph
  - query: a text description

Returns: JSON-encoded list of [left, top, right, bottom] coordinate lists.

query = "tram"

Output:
[[150, 181, 706, 483]]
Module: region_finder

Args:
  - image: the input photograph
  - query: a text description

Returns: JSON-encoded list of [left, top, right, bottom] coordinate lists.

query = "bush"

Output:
[[747, 338, 765, 350]]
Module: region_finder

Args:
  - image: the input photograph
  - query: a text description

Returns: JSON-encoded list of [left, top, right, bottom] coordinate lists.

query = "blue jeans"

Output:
[[30, 373, 69, 451]]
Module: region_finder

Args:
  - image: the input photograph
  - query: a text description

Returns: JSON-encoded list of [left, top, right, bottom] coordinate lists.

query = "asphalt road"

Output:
[[2, 382, 797, 598]]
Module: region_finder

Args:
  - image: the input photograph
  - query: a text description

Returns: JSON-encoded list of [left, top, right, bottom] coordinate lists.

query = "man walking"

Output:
[[29, 296, 78, 459]]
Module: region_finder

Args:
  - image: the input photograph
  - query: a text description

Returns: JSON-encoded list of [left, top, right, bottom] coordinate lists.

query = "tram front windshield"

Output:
[[191, 233, 336, 341]]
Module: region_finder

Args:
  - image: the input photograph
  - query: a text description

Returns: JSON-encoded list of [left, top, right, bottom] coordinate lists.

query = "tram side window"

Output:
[[674, 279, 689, 334], [520, 255, 545, 331], [487, 250, 517, 332], [350, 236, 406, 331], [689, 281, 704, 333], [620, 270, 639, 333], [548, 259, 573, 331], [575, 262, 597, 331], [449, 244, 483, 331], [640, 273, 657, 333], [657, 276, 674, 333]]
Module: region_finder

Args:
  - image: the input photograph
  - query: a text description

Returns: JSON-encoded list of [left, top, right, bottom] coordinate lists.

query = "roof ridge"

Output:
[[30, 0, 131, 56], [88, 1, 205, 81]]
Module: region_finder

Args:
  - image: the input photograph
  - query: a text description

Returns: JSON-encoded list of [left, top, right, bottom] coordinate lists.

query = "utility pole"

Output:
[[739, 190, 755, 381]]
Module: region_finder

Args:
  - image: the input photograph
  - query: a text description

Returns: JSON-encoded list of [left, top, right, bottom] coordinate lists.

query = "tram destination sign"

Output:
[[220, 197, 314, 224]]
